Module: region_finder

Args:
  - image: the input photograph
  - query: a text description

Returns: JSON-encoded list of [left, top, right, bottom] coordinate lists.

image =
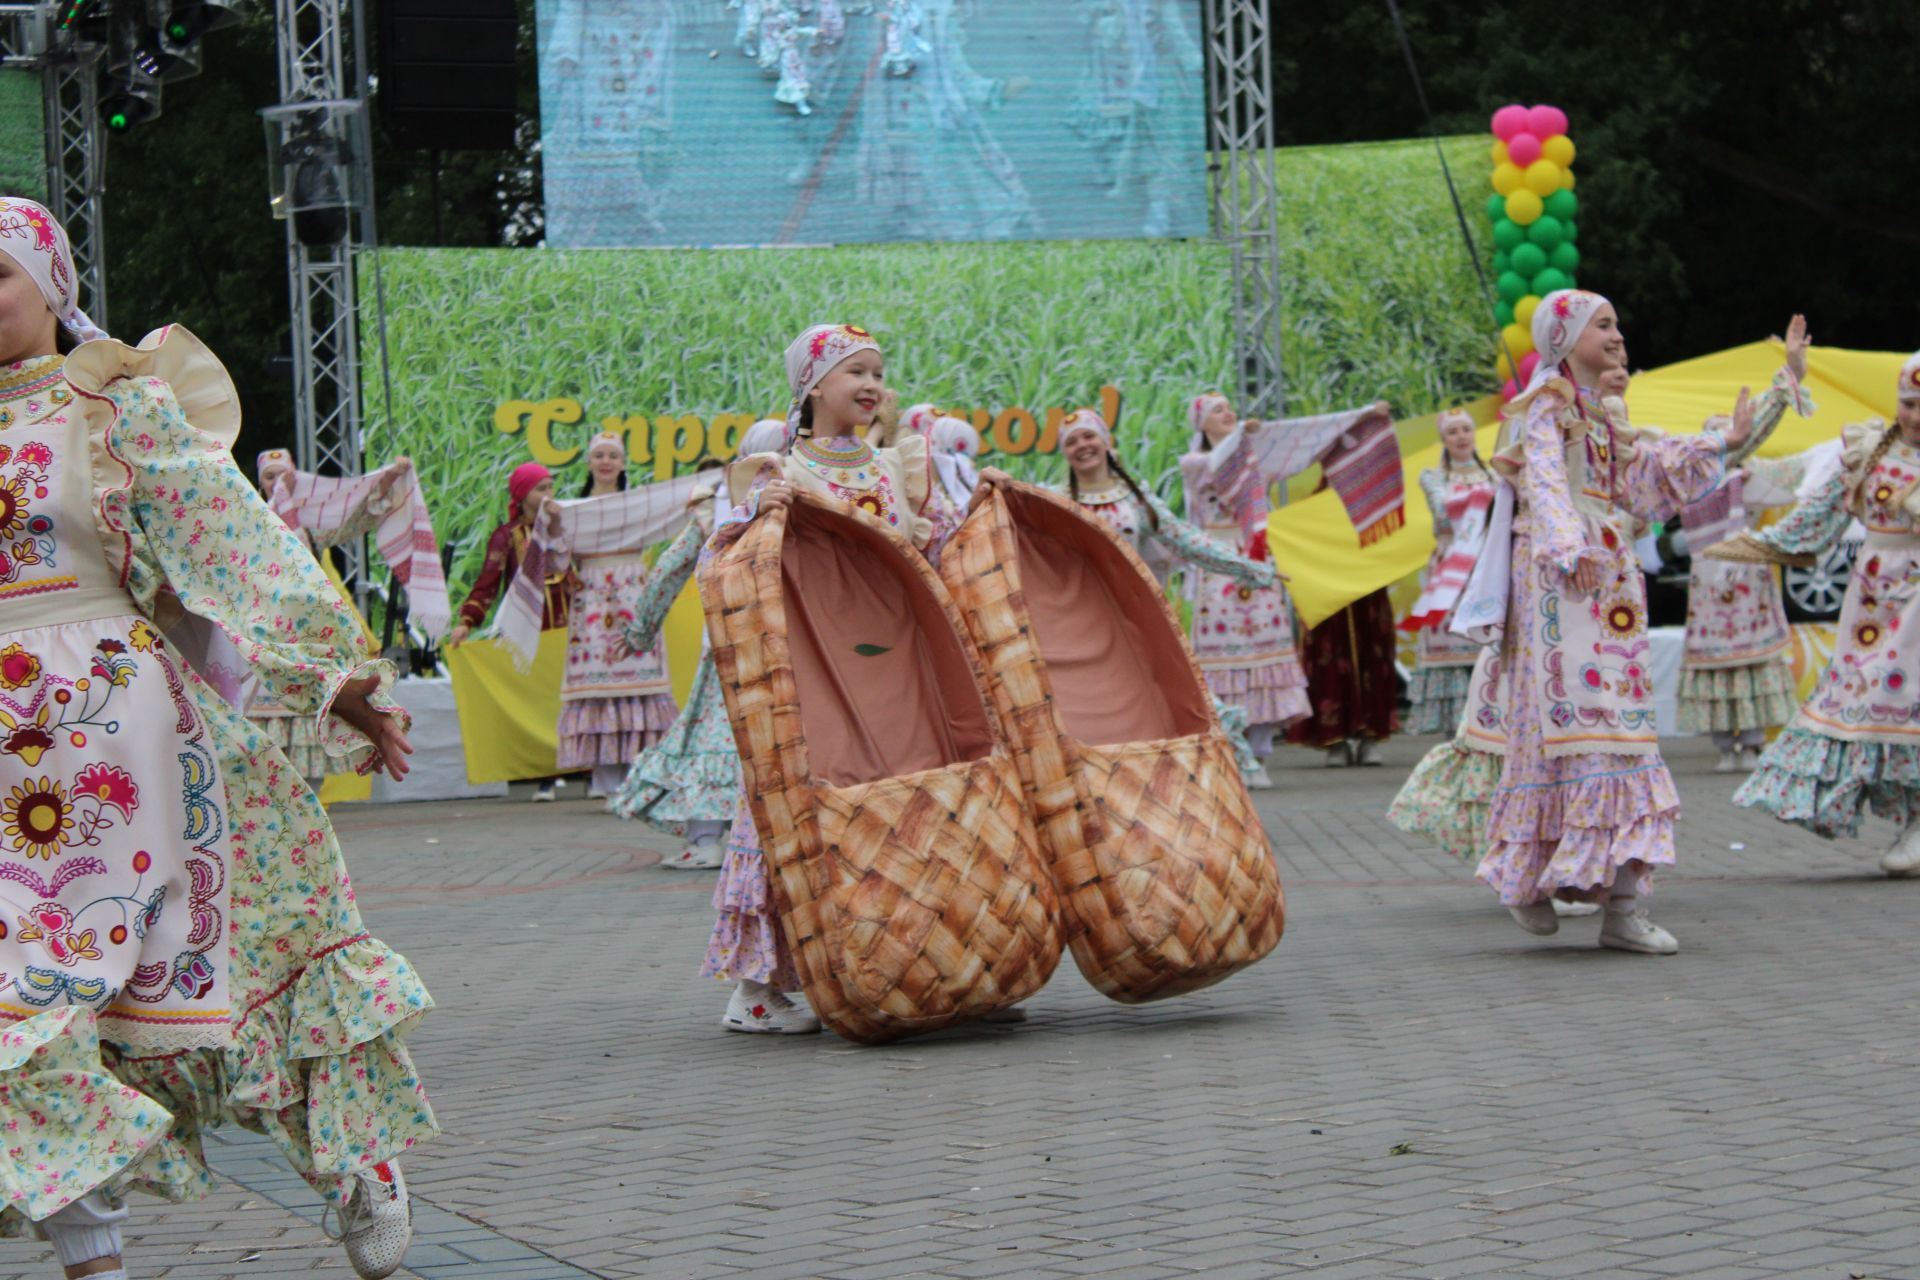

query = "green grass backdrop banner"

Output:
[[364, 136, 1493, 594], [0, 71, 45, 201]]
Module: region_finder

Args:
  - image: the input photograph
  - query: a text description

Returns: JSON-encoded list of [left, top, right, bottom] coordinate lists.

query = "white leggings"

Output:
[[39, 1193, 127, 1266]]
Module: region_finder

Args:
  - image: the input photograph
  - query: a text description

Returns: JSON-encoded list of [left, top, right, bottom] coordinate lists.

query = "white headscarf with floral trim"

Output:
[[1059, 408, 1111, 447], [1527, 288, 1609, 396], [1187, 391, 1231, 451], [783, 323, 881, 441], [1898, 351, 1920, 404], [0, 195, 107, 343]]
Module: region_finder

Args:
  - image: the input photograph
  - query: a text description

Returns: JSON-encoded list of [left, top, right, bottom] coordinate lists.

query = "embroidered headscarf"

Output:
[[508, 461, 552, 520], [783, 323, 881, 441], [1188, 392, 1231, 451], [0, 196, 107, 344], [932, 415, 979, 457], [256, 448, 295, 502], [1526, 289, 1609, 396], [1899, 351, 1920, 404], [585, 430, 625, 456], [738, 417, 789, 457], [1060, 408, 1111, 448]]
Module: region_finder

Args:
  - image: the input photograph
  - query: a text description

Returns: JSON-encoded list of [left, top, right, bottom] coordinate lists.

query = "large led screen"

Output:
[[536, 0, 1208, 248]]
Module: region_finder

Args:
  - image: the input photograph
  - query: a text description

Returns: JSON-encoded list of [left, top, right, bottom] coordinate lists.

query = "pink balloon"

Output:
[[1491, 104, 1529, 140], [1506, 131, 1543, 167], [1518, 352, 1541, 383], [1527, 104, 1569, 139], [1501, 378, 1520, 402]]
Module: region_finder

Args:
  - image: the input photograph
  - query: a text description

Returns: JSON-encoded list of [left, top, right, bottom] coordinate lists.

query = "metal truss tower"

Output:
[[1202, 0, 1286, 418], [274, 0, 365, 480]]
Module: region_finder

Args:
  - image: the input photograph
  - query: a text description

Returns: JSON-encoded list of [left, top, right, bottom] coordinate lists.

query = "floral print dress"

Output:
[[1406, 465, 1496, 734], [0, 331, 434, 1235], [610, 516, 741, 831], [1733, 421, 1920, 836], [1474, 384, 1724, 906], [557, 548, 677, 772], [1179, 426, 1312, 731]]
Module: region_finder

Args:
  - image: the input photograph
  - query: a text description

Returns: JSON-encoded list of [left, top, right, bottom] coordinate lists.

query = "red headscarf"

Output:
[[508, 462, 551, 520]]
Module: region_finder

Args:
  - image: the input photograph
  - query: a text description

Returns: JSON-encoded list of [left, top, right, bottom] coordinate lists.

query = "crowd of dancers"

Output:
[[5, 184, 1919, 1280]]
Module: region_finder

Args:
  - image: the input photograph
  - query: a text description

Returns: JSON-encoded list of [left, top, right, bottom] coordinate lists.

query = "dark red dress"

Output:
[[1285, 587, 1399, 747]]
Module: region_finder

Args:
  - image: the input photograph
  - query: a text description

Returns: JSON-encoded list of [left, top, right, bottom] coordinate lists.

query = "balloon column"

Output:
[[1486, 103, 1580, 398]]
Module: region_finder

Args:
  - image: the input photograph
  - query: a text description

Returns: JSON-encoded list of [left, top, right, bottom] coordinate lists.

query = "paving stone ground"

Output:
[[7, 734, 1920, 1280]]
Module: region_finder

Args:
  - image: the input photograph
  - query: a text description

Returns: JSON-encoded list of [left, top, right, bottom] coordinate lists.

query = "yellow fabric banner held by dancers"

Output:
[[445, 585, 706, 784], [1270, 343, 1909, 631]]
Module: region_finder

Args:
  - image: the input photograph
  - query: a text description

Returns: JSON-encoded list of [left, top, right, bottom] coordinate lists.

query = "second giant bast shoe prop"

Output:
[[699, 490, 1063, 1044], [943, 478, 1285, 1003]]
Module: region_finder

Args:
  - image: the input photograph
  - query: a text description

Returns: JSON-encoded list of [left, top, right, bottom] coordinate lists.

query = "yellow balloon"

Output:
[[1492, 162, 1524, 196], [1524, 159, 1564, 197], [1504, 188, 1544, 226], [1501, 323, 1534, 359], [1563, 167, 1577, 190], [1542, 133, 1576, 168], [1515, 295, 1541, 327], [1491, 139, 1510, 166], [1496, 350, 1515, 384]]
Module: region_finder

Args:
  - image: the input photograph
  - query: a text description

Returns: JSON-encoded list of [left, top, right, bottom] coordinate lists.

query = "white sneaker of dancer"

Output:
[[1714, 750, 1737, 773], [1354, 738, 1383, 766], [1507, 901, 1559, 936], [1551, 898, 1600, 918], [324, 1161, 413, 1280], [1737, 747, 1762, 771], [1324, 745, 1351, 768], [1599, 907, 1679, 955], [661, 837, 723, 871], [722, 982, 821, 1035], [1247, 764, 1275, 790], [1880, 826, 1920, 877]]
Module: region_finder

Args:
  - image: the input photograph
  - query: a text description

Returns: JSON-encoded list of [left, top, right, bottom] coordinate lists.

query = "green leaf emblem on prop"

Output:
[[853, 643, 891, 657]]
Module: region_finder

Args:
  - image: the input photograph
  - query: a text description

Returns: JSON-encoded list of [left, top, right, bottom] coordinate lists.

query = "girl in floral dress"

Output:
[[1179, 395, 1311, 787], [1405, 411, 1497, 734], [700, 325, 940, 1034], [1675, 317, 1815, 772], [610, 419, 788, 869], [1474, 289, 1753, 955], [558, 432, 679, 798], [1724, 349, 1920, 878], [0, 197, 431, 1279]]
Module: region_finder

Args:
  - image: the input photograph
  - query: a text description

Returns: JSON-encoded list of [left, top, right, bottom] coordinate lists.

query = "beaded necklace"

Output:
[[0, 355, 70, 430], [794, 434, 878, 489]]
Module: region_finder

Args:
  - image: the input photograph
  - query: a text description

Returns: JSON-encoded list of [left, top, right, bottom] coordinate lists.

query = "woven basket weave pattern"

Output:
[[699, 491, 1063, 1043], [942, 481, 1285, 1003]]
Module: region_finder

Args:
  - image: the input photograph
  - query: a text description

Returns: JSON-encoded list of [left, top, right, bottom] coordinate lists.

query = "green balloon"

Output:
[[1510, 242, 1548, 276], [1492, 218, 1525, 252], [1492, 250, 1510, 274], [1544, 189, 1578, 222], [1564, 219, 1578, 242], [1531, 267, 1570, 296], [1526, 215, 1565, 249], [1486, 192, 1508, 223], [1495, 300, 1515, 327], [1550, 242, 1581, 274], [1497, 271, 1530, 304]]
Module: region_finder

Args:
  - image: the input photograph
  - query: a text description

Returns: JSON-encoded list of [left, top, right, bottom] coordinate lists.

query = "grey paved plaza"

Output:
[[6, 734, 1919, 1280]]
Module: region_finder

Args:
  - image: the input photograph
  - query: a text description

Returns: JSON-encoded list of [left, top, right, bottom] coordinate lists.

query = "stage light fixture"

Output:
[[157, 0, 241, 45], [99, 75, 161, 131]]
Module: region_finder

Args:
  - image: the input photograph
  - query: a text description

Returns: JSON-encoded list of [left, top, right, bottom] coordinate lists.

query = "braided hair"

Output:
[[1848, 425, 1900, 517], [1069, 447, 1159, 531]]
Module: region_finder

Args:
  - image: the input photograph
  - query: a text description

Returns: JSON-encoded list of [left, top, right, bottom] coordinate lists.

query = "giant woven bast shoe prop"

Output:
[[942, 479, 1284, 1003], [698, 491, 1063, 1044]]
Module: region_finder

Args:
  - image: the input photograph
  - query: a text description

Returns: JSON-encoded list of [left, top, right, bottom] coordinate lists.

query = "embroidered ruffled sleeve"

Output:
[[1521, 392, 1593, 578], [1725, 365, 1816, 469], [888, 433, 935, 550], [624, 519, 702, 652], [1142, 492, 1276, 589], [1615, 426, 1724, 521], [1419, 468, 1451, 536], [96, 370, 397, 770]]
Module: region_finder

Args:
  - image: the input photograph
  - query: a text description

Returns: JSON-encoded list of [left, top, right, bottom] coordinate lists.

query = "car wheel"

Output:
[[1784, 542, 1853, 622]]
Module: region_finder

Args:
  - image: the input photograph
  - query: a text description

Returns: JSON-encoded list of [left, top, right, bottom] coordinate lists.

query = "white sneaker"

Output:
[[323, 1162, 412, 1280], [722, 984, 820, 1034], [1507, 901, 1559, 935], [689, 837, 726, 869], [1599, 907, 1679, 955], [1737, 747, 1762, 771], [659, 843, 710, 871], [1880, 827, 1920, 877], [1325, 745, 1350, 768], [1247, 764, 1275, 790], [1714, 750, 1737, 773], [530, 783, 556, 803], [1551, 898, 1600, 918], [1354, 739, 1382, 766]]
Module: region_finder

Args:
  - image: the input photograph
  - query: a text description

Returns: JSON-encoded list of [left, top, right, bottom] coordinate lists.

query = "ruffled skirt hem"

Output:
[[1675, 660, 1798, 734], [700, 833, 799, 990], [1405, 664, 1473, 735], [1733, 726, 1920, 838], [1204, 662, 1311, 728], [1475, 760, 1680, 905], [1387, 740, 1499, 860], [557, 694, 678, 768]]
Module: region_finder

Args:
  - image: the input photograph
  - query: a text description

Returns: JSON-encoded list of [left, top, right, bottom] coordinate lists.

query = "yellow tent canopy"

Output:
[[1268, 344, 1908, 630]]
